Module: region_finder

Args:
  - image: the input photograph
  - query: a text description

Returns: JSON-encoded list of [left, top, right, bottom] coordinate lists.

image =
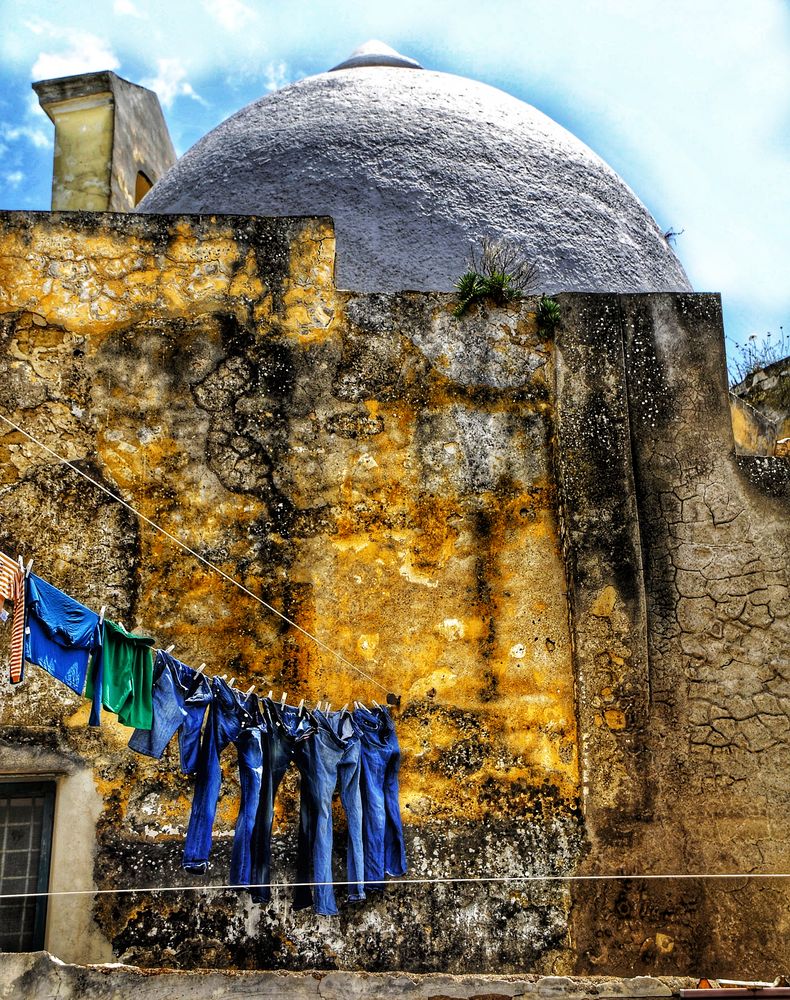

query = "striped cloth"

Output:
[[0, 551, 25, 683]]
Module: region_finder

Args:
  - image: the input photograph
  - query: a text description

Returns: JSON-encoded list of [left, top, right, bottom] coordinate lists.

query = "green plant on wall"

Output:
[[453, 237, 539, 316], [537, 294, 561, 334]]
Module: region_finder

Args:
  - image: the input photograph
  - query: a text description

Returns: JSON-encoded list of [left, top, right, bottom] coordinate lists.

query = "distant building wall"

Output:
[[730, 356, 790, 457], [0, 212, 787, 975], [33, 72, 176, 212]]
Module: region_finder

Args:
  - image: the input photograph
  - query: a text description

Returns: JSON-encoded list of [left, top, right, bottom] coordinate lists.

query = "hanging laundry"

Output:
[[182, 677, 271, 885], [86, 620, 155, 729], [0, 551, 25, 684], [248, 697, 317, 911], [24, 572, 101, 695], [296, 706, 366, 915], [128, 650, 212, 774], [353, 703, 408, 890]]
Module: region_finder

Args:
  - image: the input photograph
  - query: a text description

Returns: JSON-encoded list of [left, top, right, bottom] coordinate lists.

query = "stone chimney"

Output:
[[33, 71, 177, 212]]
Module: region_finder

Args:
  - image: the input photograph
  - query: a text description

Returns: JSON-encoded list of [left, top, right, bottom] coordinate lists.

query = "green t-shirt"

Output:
[[86, 620, 155, 729]]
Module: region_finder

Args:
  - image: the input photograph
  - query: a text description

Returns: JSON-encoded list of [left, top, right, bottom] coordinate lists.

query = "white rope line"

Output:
[[0, 410, 389, 695], [2, 871, 789, 901]]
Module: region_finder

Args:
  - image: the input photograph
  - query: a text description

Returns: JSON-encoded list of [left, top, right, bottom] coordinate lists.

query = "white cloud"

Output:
[[262, 60, 289, 93], [141, 58, 204, 109], [203, 0, 256, 32], [0, 123, 51, 149], [29, 23, 119, 80], [4, 171, 25, 187], [113, 0, 146, 17]]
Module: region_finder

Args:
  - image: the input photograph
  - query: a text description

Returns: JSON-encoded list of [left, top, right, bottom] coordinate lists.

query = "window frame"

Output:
[[0, 779, 56, 951]]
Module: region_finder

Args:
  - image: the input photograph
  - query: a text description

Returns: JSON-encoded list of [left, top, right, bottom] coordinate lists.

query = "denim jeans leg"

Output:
[[358, 742, 388, 890], [299, 727, 342, 916], [250, 727, 296, 904], [182, 679, 240, 873], [382, 742, 407, 876], [230, 725, 265, 886], [178, 669, 213, 775], [337, 737, 366, 902]]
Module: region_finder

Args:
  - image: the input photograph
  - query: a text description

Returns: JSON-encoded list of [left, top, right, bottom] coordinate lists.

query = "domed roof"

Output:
[[138, 44, 691, 294]]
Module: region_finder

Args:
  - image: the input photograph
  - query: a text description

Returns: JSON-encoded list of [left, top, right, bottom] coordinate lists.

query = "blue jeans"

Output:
[[299, 709, 366, 915], [128, 651, 212, 774], [182, 678, 263, 875], [250, 699, 315, 910], [353, 705, 407, 890]]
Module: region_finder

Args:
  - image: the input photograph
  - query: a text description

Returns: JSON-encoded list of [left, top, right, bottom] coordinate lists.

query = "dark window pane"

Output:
[[0, 782, 55, 952]]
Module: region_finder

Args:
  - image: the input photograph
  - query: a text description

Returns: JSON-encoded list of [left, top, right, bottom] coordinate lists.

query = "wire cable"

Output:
[[0, 410, 390, 695], [1, 871, 788, 901]]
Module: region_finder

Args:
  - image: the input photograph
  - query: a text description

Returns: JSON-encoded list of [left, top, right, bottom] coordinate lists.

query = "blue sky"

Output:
[[0, 0, 787, 369]]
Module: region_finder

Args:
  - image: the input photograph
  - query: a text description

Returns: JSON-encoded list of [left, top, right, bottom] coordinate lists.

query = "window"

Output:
[[0, 781, 55, 952], [134, 171, 153, 205]]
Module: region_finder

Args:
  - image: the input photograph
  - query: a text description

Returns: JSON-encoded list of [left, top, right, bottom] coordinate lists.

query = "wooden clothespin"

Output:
[[99, 606, 106, 625], [372, 700, 380, 709], [340, 703, 348, 713], [244, 684, 255, 697], [17, 555, 24, 574], [165, 644, 175, 654], [267, 690, 273, 700], [228, 677, 236, 689], [197, 663, 206, 674], [298, 698, 305, 715], [326, 702, 332, 713], [280, 691, 287, 706], [24, 559, 33, 579]]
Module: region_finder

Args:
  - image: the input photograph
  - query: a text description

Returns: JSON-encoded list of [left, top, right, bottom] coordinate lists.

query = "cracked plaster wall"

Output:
[[0, 214, 787, 977], [555, 296, 789, 976], [0, 212, 579, 973]]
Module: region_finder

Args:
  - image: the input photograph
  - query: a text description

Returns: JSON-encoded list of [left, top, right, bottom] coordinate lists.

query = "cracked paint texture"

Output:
[[0, 215, 787, 977], [0, 212, 579, 973]]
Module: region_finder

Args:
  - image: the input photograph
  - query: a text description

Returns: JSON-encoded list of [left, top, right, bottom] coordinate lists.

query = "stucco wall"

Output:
[[0, 211, 580, 972], [0, 212, 787, 976]]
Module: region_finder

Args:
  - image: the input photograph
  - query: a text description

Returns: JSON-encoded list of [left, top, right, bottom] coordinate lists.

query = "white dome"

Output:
[[138, 46, 691, 294]]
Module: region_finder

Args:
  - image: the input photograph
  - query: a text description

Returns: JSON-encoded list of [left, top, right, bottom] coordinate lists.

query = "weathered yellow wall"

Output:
[[0, 211, 580, 970], [729, 393, 777, 455], [44, 97, 115, 211]]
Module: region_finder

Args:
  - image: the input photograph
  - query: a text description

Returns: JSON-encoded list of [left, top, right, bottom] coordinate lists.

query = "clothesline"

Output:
[[0, 409, 391, 698], [1, 870, 788, 901]]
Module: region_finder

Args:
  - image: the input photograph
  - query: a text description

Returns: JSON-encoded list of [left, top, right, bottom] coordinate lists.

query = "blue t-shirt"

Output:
[[24, 573, 100, 695]]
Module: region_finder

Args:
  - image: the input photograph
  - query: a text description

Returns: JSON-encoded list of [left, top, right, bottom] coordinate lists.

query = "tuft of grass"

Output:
[[453, 238, 539, 317], [536, 295, 561, 333], [728, 326, 788, 386]]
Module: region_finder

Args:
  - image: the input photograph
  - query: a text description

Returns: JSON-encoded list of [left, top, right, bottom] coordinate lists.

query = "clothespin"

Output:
[[228, 677, 236, 689], [165, 644, 175, 654], [298, 698, 305, 715], [372, 700, 380, 709], [220, 674, 227, 680], [267, 690, 273, 699], [99, 606, 106, 625], [197, 664, 206, 674], [326, 702, 332, 713], [24, 559, 33, 579], [17, 555, 24, 573], [340, 703, 348, 713], [245, 684, 255, 697], [280, 691, 287, 706]]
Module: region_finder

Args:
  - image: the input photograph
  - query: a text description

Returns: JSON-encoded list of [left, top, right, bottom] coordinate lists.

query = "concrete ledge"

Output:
[[0, 952, 696, 1000]]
